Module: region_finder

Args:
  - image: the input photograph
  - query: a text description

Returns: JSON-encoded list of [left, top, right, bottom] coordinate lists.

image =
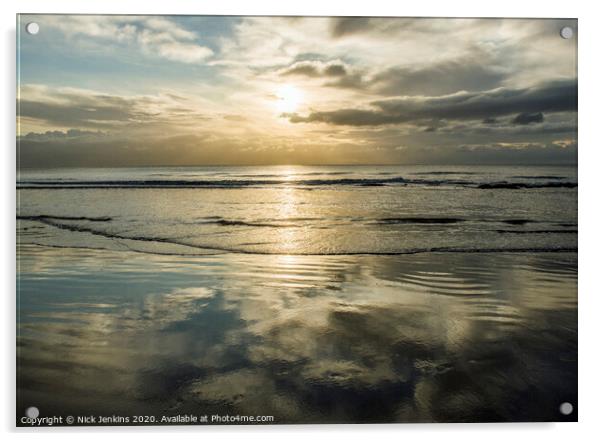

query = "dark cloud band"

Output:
[[286, 80, 577, 126]]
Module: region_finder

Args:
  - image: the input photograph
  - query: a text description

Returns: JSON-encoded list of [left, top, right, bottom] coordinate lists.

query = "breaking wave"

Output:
[[17, 176, 578, 190], [18, 213, 577, 256]]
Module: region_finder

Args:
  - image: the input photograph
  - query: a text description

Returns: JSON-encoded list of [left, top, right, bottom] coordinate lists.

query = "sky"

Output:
[[17, 15, 577, 167]]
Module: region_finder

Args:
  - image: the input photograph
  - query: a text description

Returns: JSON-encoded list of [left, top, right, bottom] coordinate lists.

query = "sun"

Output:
[[275, 84, 303, 113]]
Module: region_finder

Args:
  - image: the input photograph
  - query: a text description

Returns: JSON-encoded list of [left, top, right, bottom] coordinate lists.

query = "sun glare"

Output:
[[275, 84, 303, 113]]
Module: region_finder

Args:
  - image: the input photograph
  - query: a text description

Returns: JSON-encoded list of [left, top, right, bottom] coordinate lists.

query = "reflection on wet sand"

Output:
[[17, 245, 577, 423]]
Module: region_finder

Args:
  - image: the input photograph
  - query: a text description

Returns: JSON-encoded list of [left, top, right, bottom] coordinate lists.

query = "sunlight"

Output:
[[275, 84, 303, 113], [276, 184, 301, 253]]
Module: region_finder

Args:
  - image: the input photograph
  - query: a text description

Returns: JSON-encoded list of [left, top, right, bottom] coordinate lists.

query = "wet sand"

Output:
[[17, 244, 577, 424]]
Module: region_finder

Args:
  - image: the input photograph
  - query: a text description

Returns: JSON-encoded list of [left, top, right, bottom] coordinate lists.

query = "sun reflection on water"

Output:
[[271, 167, 303, 254]]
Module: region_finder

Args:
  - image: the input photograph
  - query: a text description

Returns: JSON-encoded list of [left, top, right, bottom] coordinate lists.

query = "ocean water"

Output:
[[16, 165, 578, 423], [17, 165, 577, 255]]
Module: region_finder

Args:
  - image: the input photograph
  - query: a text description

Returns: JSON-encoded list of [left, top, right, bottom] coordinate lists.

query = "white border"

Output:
[[3, 1, 601, 439]]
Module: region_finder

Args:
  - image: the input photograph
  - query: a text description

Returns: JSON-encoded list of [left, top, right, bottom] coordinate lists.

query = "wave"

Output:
[[19, 214, 577, 230], [19, 215, 577, 256], [478, 182, 577, 189], [200, 219, 291, 228], [20, 240, 577, 257], [411, 171, 480, 175], [17, 214, 112, 222], [19, 242, 220, 257], [502, 219, 533, 225], [373, 217, 463, 224], [18, 216, 221, 251], [496, 229, 578, 234], [17, 214, 294, 230], [16, 176, 577, 190], [511, 175, 567, 180], [16, 178, 406, 189]]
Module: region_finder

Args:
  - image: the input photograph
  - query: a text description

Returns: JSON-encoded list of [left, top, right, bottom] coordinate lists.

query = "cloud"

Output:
[[324, 63, 347, 77], [222, 17, 576, 93], [16, 133, 364, 168], [17, 126, 578, 168], [152, 41, 212, 64], [39, 16, 213, 64], [276, 53, 507, 97], [286, 80, 576, 126], [279, 60, 348, 78], [18, 85, 208, 131], [512, 112, 544, 125], [435, 117, 574, 136], [20, 129, 106, 141], [280, 62, 320, 77], [19, 97, 138, 129], [329, 17, 404, 38], [330, 17, 374, 37], [359, 58, 508, 96], [17, 16, 578, 167]]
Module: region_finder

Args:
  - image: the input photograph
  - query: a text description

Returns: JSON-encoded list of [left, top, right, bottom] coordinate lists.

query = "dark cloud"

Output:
[[325, 72, 364, 89], [443, 141, 577, 165], [20, 129, 106, 141], [16, 133, 390, 168], [367, 60, 507, 96], [329, 17, 431, 38], [286, 109, 396, 126], [18, 89, 207, 130], [287, 80, 576, 126], [512, 112, 544, 125], [280, 60, 348, 78], [280, 55, 507, 97], [18, 98, 140, 129], [17, 127, 577, 168], [330, 17, 374, 38], [280, 53, 507, 97], [438, 119, 575, 136], [323, 63, 347, 77], [325, 59, 507, 96], [280, 62, 321, 78]]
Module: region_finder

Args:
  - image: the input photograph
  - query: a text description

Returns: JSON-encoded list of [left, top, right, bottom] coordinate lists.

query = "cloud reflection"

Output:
[[17, 246, 577, 422]]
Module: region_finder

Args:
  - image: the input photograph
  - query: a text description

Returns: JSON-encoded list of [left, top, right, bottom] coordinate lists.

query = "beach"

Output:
[[16, 165, 577, 423]]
